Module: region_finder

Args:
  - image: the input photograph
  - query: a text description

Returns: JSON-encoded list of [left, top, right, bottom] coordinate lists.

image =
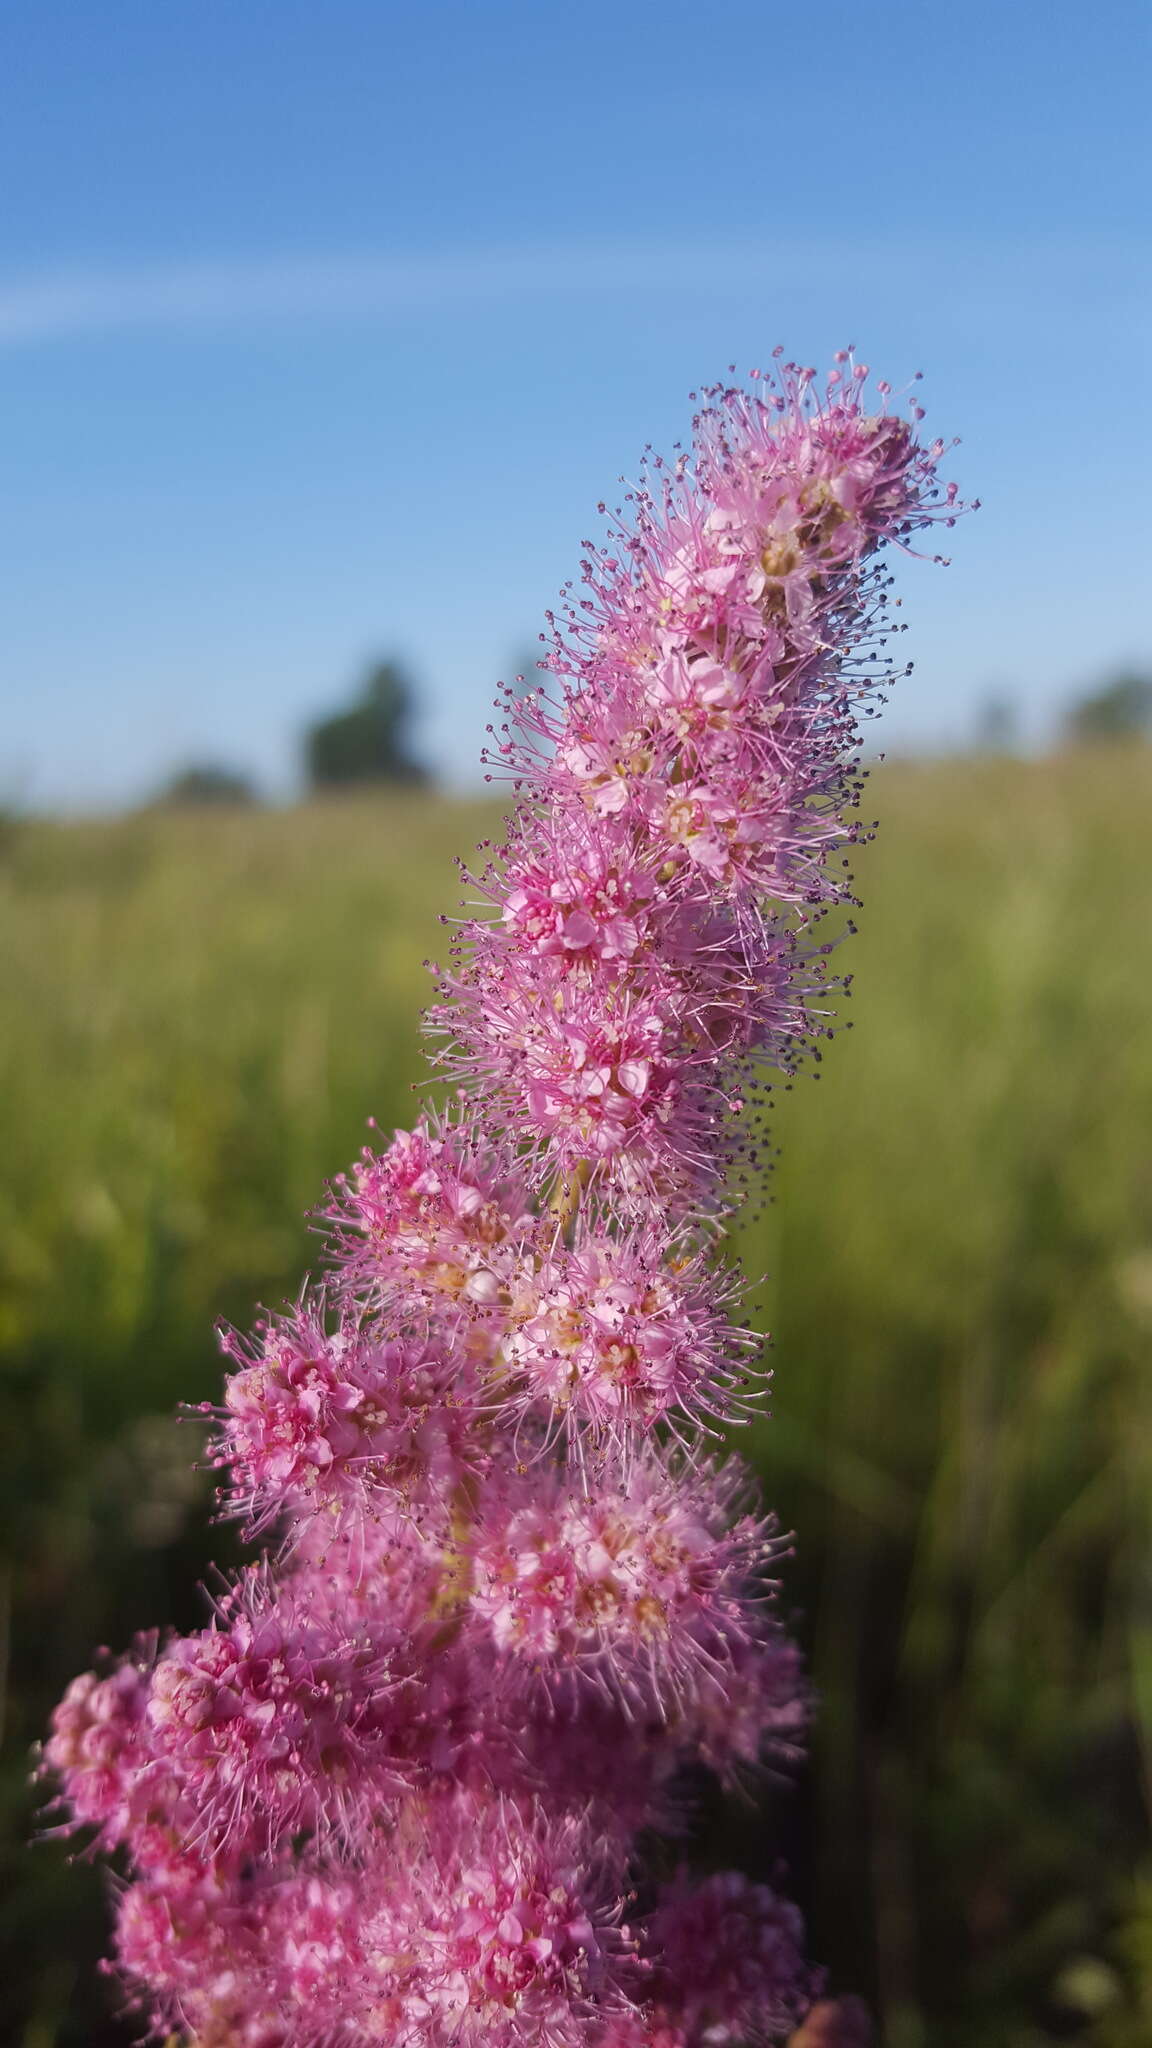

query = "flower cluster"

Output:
[[44, 355, 963, 2045], [432, 359, 962, 1216]]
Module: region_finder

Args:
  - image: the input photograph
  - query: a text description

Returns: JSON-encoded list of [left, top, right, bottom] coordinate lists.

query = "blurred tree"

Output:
[[974, 692, 1020, 754], [1063, 670, 1152, 746], [155, 762, 259, 805], [305, 658, 429, 790]]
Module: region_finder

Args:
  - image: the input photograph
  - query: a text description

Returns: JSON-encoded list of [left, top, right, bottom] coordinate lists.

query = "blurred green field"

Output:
[[2, 757, 1151, 2047]]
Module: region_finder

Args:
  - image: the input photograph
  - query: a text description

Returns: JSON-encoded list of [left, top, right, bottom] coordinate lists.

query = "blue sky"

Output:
[[2, 0, 1149, 805]]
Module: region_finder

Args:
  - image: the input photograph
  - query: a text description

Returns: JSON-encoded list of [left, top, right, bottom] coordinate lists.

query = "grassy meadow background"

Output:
[[2, 753, 1151, 2047]]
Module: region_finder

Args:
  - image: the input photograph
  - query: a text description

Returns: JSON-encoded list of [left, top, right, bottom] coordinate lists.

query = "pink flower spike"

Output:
[[45, 353, 970, 2045]]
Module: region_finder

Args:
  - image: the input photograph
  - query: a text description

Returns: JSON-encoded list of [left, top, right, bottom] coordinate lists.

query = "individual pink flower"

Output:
[[498, 812, 659, 964]]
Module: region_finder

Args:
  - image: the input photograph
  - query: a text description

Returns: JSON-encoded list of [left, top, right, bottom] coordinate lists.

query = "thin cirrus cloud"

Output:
[[0, 234, 1088, 347], [0, 240, 812, 343], [0, 232, 1139, 350]]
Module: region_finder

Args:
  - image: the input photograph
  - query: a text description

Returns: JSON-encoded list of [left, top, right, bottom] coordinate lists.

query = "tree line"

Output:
[[158, 657, 429, 807], [155, 661, 1152, 807]]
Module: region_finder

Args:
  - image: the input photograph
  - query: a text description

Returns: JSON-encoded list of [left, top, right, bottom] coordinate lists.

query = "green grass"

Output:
[[2, 758, 1150, 2045]]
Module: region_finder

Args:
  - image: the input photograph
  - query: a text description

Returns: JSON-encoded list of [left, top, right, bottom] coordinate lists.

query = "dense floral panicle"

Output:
[[144, 1567, 415, 1855], [322, 1106, 536, 1321], [47, 355, 965, 2045], [523, 652, 865, 929], [434, 359, 963, 1212], [402, 1800, 642, 2048], [430, 963, 788, 1221], [281, 1525, 638, 1807], [42, 1651, 179, 1855], [288, 1503, 444, 1614], [279, 1522, 521, 1794], [597, 1870, 818, 2048], [497, 1224, 756, 1441], [540, 666, 849, 913], [115, 1797, 641, 2048], [501, 1692, 689, 1840], [497, 809, 660, 964], [113, 1864, 277, 2048], [437, 971, 691, 1162], [689, 1632, 810, 1779], [558, 367, 959, 689], [658, 907, 806, 1059], [466, 1451, 783, 1715], [435, 877, 816, 1210], [44, 1660, 147, 1836], [692, 374, 956, 553], [210, 1299, 485, 1538], [648, 1871, 819, 2045]]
